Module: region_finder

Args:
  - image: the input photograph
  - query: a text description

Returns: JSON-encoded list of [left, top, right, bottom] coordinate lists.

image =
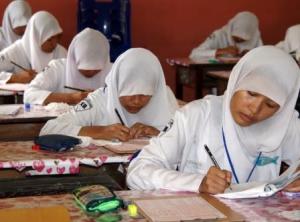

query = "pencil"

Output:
[[10, 60, 28, 72], [114, 108, 125, 125], [64, 86, 86, 92], [204, 144, 232, 190]]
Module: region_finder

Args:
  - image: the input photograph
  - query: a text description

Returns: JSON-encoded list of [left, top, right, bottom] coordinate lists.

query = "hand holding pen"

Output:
[[199, 145, 232, 194]]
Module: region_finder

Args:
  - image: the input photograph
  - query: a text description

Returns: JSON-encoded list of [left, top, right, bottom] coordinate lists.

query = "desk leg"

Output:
[[175, 67, 183, 99], [195, 68, 204, 99], [216, 79, 227, 95]]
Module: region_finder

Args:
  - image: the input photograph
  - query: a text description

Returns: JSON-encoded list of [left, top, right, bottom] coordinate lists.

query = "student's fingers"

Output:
[[133, 128, 145, 138], [199, 176, 227, 194], [144, 126, 159, 137], [206, 167, 228, 187], [118, 124, 131, 134], [129, 123, 144, 137], [284, 179, 300, 192], [224, 170, 232, 184], [129, 125, 139, 137]]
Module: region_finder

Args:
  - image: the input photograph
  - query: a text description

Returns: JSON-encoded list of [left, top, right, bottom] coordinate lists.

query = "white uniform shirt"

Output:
[[24, 58, 66, 105], [40, 86, 178, 136], [127, 96, 300, 192]]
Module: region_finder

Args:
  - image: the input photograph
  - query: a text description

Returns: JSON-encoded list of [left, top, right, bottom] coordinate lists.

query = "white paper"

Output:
[[0, 105, 21, 115], [216, 159, 300, 199]]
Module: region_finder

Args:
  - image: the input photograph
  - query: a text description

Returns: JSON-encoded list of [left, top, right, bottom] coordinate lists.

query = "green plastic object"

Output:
[[97, 213, 122, 222], [73, 185, 123, 213]]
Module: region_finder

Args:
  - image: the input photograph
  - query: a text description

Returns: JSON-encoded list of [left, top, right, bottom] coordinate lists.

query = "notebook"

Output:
[[0, 105, 21, 115], [216, 159, 300, 199], [104, 138, 149, 154], [134, 196, 226, 222]]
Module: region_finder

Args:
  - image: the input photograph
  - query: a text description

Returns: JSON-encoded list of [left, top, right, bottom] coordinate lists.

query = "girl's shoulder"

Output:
[[179, 95, 223, 122]]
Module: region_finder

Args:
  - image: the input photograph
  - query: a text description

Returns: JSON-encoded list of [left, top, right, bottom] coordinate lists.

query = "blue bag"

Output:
[[34, 134, 81, 152]]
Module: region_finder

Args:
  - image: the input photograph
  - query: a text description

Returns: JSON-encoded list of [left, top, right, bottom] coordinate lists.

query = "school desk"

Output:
[[0, 83, 28, 104], [206, 70, 231, 95], [0, 189, 299, 221], [0, 141, 131, 196], [0, 104, 67, 141], [167, 57, 237, 99]]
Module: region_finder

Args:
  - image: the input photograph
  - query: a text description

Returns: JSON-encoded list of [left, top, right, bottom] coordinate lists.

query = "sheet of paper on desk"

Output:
[[104, 138, 149, 154], [0, 104, 21, 115], [0, 83, 28, 92], [134, 196, 226, 222]]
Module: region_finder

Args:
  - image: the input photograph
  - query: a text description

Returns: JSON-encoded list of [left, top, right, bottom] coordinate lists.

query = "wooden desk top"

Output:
[[0, 141, 131, 176], [0, 104, 68, 123], [207, 70, 231, 80]]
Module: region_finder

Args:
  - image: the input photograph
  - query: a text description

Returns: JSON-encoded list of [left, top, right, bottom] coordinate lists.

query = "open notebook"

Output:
[[216, 159, 300, 199], [103, 138, 149, 154], [78, 136, 150, 154]]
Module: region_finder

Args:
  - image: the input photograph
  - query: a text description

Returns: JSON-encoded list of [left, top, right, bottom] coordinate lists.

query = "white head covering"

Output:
[[221, 11, 262, 51], [281, 24, 300, 53], [65, 28, 111, 90], [223, 46, 300, 157], [21, 11, 63, 72], [1, 0, 32, 46], [104, 48, 177, 129]]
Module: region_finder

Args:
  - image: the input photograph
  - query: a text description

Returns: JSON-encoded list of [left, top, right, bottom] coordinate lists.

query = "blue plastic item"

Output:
[[77, 0, 131, 61]]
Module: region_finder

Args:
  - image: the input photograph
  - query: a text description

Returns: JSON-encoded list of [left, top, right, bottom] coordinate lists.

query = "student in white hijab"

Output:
[[40, 48, 179, 141], [24, 28, 112, 105], [0, 11, 67, 85], [276, 24, 300, 61], [0, 0, 32, 51], [189, 11, 263, 60], [127, 46, 300, 193]]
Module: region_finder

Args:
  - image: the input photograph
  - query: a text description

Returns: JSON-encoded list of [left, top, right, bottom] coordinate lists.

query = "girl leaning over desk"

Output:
[[127, 46, 300, 194], [24, 28, 112, 105], [40, 48, 178, 141], [0, 0, 32, 51], [189, 11, 263, 60], [0, 11, 67, 85]]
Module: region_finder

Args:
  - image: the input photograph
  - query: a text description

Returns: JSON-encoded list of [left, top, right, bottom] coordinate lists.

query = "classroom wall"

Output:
[[1, 0, 300, 100]]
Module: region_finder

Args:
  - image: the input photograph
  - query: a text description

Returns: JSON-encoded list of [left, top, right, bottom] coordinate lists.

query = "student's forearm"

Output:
[[43, 92, 79, 105], [7, 73, 24, 83]]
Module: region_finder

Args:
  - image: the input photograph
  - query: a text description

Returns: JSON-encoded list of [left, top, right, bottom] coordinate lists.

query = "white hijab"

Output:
[[1, 0, 31, 46], [223, 46, 300, 159], [21, 11, 63, 72], [280, 24, 300, 53], [219, 11, 262, 51], [105, 48, 177, 129], [65, 28, 111, 90]]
